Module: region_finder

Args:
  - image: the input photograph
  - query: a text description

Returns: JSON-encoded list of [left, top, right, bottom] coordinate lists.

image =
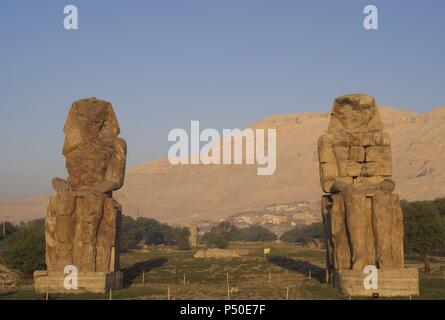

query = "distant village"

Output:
[[193, 201, 322, 238]]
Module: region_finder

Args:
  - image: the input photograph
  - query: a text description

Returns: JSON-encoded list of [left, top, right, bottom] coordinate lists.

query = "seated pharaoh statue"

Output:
[[318, 94, 418, 296], [34, 98, 127, 293]]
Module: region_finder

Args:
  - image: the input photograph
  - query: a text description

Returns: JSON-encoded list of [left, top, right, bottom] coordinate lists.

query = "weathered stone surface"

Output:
[[318, 135, 336, 163], [338, 160, 363, 177], [355, 176, 385, 185], [319, 94, 418, 296], [33, 270, 123, 294], [35, 98, 127, 293], [319, 162, 339, 191], [322, 194, 350, 270], [349, 146, 365, 162], [187, 224, 199, 247], [333, 268, 419, 297], [365, 146, 392, 162], [333, 146, 349, 161], [327, 94, 382, 133], [361, 161, 379, 176]]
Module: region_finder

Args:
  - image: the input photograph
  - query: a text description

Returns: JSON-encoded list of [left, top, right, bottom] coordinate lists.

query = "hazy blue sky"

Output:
[[1, 0, 444, 201]]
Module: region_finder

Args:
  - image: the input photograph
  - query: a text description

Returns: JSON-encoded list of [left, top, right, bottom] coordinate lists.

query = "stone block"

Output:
[[349, 146, 365, 162], [355, 176, 385, 185], [331, 133, 352, 147], [347, 131, 381, 146], [333, 146, 349, 161], [379, 160, 393, 176], [338, 160, 362, 177], [361, 162, 379, 177], [338, 177, 353, 185], [320, 162, 339, 179], [332, 268, 419, 297], [33, 270, 123, 294], [318, 135, 336, 163], [365, 146, 392, 162]]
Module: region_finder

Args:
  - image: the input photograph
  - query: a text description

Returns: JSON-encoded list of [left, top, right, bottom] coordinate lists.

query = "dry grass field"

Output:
[[1, 241, 445, 300]]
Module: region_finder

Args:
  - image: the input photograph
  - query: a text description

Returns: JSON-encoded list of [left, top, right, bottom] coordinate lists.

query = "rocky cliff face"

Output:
[[2, 106, 445, 224]]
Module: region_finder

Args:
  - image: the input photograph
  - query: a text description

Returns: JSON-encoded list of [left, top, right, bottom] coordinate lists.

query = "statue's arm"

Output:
[[92, 138, 127, 193], [318, 134, 342, 193], [376, 132, 396, 192], [51, 177, 70, 192]]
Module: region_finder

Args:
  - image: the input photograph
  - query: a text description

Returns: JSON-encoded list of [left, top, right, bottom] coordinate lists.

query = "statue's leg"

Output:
[[371, 192, 393, 268], [96, 198, 118, 272], [390, 194, 405, 268], [54, 192, 77, 270], [344, 192, 375, 270], [372, 193, 404, 268], [73, 193, 104, 271], [321, 196, 334, 271], [45, 195, 58, 271], [330, 194, 351, 269]]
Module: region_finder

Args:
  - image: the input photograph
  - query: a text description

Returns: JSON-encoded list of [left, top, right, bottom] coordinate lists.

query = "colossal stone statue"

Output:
[[319, 94, 418, 296], [34, 98, 126, 293]]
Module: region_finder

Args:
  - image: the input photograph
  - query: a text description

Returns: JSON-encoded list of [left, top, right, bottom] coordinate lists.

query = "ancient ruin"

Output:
[[187, 224, 199, 248], [34, 98, 127, 293], [318, 94, 419, 296]]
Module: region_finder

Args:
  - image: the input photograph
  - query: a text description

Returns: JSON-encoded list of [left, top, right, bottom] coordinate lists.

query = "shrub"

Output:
[[0, 221, 18, 241], [280, 223, 324, 245], [1, 220, 46, 276], [233, 225, 277, 242], [201, 222, 235, 246], [207, 234, 229, 249], [120, 216, 191, 250], [120, 215, 142, 250], [176, 228, 191, 250], [402, 200, 445, 273], [203, 222, 277, 246]]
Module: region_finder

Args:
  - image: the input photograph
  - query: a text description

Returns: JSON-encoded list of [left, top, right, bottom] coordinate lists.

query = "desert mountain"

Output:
[[1, 106, 445, 224]]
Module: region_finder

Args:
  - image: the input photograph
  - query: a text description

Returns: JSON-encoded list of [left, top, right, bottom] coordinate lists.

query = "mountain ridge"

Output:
[[1, 105, 445, 224]]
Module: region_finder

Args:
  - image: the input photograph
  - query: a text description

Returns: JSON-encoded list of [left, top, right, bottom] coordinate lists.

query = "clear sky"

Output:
[[1, 0, 444, 201]]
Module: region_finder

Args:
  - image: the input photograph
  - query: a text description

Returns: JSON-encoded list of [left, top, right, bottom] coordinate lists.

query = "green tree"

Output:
[[431, 197, 445, 218], [212, 222, 238, 236], [280, 223, 324, 245], [201, 222, 237, 247], [202, 222, 277, 246], [233, 225, 277, 242], [402, 201, 445, 273], [0, 221, 18, 241], [171, 227, 191, 250], [207, 234, 229, 249], [120, 216, 191, 250], [1, 220, 46, 276], [120, 215, 141, 251]]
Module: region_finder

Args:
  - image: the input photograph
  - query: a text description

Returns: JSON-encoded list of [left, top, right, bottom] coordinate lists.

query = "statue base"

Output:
[[332, 268, 419, 297], [33, 270, 123, 294]]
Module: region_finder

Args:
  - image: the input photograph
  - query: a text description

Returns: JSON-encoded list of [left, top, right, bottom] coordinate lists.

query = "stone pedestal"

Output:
[[332, 268, 419, 297], [33, 270, 123, 294]]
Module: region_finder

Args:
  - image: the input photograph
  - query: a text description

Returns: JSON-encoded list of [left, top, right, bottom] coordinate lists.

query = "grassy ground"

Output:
[[1, 242, 444, 300]]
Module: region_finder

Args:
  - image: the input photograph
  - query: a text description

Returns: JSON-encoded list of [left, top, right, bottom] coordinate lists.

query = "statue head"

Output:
[[62, 98, 120, 155], [328, 94, 382, 133]]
